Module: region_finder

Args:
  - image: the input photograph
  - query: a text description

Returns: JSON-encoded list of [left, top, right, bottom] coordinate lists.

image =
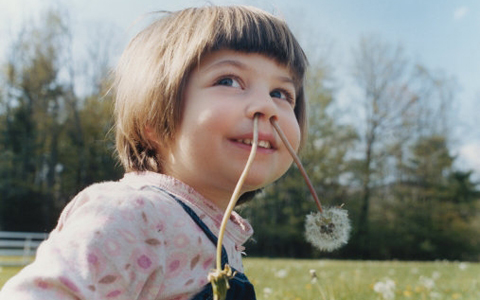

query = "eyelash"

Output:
[[214, 75, 295, 105], [214, 75, 242, 88], [271, 88, 295, 105]]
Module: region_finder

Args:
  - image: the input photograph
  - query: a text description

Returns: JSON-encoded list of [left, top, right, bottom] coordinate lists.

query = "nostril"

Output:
[[269, 116, 278, 123]]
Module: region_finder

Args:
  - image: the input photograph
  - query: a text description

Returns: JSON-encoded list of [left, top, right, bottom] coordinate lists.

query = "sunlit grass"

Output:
[[244, 258, 480, 300], [0, 256, 32, 288], [0, 266, 23, 288], [1, 257, 479, 299]]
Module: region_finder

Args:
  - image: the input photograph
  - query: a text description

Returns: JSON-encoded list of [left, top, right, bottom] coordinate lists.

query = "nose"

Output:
[[245, 88, 277, 122]]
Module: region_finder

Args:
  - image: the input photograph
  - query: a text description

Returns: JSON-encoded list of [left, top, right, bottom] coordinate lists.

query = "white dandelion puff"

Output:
[[373, 278, 396, 300], [271, 119, 352, 251], [309, 269, 318, 283], [305, 207, 351, 252], [274, 269, 288, 278], [419, 276, 435, 290]]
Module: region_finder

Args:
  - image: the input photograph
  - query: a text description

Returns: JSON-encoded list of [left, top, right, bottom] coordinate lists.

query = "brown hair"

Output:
[[114, 5, 308, 173]]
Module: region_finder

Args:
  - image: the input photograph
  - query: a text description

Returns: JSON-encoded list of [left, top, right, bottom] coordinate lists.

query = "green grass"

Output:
[[0, 265, 23, 288], [1, 258, 479, 299], [244, 258, 480, 300]]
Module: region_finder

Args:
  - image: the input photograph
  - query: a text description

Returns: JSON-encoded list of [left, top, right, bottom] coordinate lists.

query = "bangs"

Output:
[[206, 7, 307, 84]]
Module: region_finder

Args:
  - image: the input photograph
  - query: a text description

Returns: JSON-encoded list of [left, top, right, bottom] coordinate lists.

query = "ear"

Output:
[[144, 125, 160, 146]]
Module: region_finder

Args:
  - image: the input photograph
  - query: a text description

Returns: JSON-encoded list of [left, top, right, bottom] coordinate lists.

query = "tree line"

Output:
[[1, 10, 478, 261]]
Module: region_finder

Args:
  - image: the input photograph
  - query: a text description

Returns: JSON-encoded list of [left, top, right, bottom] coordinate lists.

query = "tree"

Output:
[[349, 36, 419, 257], [0, 8, 122, 231]]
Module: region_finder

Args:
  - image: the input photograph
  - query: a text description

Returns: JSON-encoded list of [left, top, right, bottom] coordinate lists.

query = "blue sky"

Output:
[[1, 0, 479, 177]]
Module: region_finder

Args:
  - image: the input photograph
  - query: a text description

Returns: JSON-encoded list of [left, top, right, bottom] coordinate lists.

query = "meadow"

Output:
[[244, 258, 480, 300], [1, 258, 479, 299]]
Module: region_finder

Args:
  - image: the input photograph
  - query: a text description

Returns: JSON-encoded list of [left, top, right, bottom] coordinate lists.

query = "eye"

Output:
[[270, 89, 295, 105], [215, 76, 241, 88]]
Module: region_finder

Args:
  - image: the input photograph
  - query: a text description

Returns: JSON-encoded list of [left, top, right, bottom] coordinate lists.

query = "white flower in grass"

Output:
[[274, 269, 288, 278], [373, 278, 396, 300], [305, 207, 351, 252], [432, 271, 441, 280], [309, 269, 318, 283], [419, 276, 435, 290], [263, 287, 273, 298]]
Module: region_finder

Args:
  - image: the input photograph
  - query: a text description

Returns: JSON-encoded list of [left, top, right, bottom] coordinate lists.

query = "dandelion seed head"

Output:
[[274, 269, 288, 278], [373, 278, 396, 300], [304, 207, 351, 252], [309, 269, 317, 283], [419, 276, 435, 290]]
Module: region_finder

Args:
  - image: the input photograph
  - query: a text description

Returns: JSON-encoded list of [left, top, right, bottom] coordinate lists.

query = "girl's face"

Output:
[[162, 50, 301, 209]]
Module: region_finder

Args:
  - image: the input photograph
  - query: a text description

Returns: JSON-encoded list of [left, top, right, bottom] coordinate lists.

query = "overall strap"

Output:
[[148, 186, 257, 300], [149, 186, 229, 267]]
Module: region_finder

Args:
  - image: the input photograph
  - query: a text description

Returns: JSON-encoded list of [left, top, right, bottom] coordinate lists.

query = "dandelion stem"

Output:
[[215, 114, 259, 272], [270, 118, 323, 213]]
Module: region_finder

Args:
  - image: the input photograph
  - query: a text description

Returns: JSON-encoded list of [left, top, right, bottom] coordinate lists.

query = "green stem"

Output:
[[270, 118, 323, 213], [215, 115, 259, 271]]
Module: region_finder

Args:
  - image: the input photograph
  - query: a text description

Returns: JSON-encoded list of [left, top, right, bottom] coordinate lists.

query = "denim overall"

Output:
[[151, 187, 257, 300]]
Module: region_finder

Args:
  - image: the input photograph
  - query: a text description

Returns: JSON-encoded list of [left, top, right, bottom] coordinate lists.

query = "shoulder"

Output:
[[48, 181, 184, 274], [9, 181, 179, 299], [57, 181, 179, 229]]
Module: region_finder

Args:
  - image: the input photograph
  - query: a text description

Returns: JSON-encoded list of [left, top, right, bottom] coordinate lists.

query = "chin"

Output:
[[242, 175, 278, 191]]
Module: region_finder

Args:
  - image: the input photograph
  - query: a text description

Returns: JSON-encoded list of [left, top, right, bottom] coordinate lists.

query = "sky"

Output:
[[0, 0, 479, 179]]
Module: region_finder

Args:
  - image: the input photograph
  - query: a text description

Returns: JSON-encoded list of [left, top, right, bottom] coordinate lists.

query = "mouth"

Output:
[[235, 139, 272, 149]]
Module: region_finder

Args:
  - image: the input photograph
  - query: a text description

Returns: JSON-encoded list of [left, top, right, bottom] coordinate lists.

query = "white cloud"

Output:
[[453, 6, 469, 21]]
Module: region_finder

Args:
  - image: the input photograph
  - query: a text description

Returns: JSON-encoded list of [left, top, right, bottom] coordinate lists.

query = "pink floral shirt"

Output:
[[0, 172, 253, 300]]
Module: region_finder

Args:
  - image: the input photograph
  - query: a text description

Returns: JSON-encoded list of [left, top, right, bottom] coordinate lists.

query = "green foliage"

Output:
[[0, 9, 122, 232]]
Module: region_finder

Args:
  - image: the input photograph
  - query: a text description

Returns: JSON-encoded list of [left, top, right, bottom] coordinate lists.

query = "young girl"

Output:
[[0, 5, 308, 300]]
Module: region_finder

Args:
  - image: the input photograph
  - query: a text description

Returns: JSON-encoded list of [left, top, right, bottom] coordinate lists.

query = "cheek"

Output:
[[280, 112, 301, 152]]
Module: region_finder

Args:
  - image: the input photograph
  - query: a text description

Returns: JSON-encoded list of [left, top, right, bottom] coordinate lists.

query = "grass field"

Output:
[[244, 258, 480, 300], [1, 258, 479, 299]]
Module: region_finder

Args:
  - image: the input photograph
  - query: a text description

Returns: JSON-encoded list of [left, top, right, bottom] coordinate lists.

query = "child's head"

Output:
[[114, 5, 308, 174]]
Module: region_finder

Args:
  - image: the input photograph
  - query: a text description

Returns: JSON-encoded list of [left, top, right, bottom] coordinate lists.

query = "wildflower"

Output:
[[274, 269, 288, 278], [271, 118, 352, 251], [305, 207, 351, 252], [373, 278, 396, 300], [431, 271, 441, 280], [309, 269, 318, 283], [419, 276, 435, 290], [263, 287, 273, 298], [458, 262, 468, 270]]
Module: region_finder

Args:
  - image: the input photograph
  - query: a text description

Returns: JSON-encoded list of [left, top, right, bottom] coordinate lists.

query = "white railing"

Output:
[[0, 231, 48, 266]]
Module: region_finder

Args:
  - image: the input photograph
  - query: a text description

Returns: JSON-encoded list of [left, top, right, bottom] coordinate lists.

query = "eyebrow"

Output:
[[203, 59, 248, 73], [203, 59, 295, 86]]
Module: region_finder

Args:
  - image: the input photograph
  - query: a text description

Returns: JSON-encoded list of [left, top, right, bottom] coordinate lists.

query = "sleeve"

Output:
[[0, 183, 167, 300]]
